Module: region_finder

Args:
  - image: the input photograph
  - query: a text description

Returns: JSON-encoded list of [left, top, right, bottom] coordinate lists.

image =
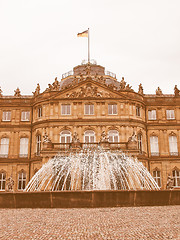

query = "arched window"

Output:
[[18, 171, 26, 190], [169, 135, 178, 156], [0, 171, 6, 191], [150, 136, 159, 156], [20, 138, 29, 157], [60, 130, 71, 143], [172, 169, 180, 187], [137, 133, 143, 153], [108, 130, 119, 143], [36, 135, 41, 156], [84, 130, 95, 143], [153, 169, 161, 187], [0, 138, 9, 158]]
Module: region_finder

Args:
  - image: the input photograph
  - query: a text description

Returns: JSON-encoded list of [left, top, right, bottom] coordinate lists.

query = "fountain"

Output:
[[25, 148, 159, 192]]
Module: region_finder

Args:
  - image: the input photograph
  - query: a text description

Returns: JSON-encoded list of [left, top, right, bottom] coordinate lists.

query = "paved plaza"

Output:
[[0, 206, 179, 240]]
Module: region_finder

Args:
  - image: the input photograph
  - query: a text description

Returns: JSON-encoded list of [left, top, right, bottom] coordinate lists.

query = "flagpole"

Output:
[[88, 28, 90, 63]]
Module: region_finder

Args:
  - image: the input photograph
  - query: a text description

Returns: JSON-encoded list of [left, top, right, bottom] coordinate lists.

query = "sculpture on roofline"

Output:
[[14, 87, 21, 97], [156, 87, 163, 96], [174, 85, 180, 97], [138, 83, 144, 95], [33, 83, 40, 96], [0, 87, 2, 97]]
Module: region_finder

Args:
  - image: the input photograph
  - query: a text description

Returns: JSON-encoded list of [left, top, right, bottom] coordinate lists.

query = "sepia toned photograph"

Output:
[[0, 0, 180, 239]]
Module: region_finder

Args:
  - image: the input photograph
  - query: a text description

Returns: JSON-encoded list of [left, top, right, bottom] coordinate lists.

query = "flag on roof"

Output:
[[77, 30, 88, 37]]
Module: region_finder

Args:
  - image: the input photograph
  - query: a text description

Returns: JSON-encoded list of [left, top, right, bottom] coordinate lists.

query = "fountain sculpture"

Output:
[[25, 147, 159, 192]]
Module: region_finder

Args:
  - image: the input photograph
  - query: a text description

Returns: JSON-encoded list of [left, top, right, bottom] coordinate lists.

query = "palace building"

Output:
[[0, 61, 180, 191]]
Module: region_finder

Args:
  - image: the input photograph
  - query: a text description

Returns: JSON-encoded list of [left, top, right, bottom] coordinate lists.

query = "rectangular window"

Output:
[[18, 172, 26, 190], [61, 104, 71, 115], [84, 104, 94, 115], [148, 110, 156, 120], [150, 136, 159, 156], [108, 104, 117, 115], [37, 107, 42, 118], [136, 106, 141, 117], [2, 111, 11, 121], [169, 136, 178, 156], [19, 138, 29, 157], [0, 172, 6, 191], [21, 111, 30, 121], [166, 110, 175, 120], [153, 170, 161, 187], [0, 138, 9, 158]]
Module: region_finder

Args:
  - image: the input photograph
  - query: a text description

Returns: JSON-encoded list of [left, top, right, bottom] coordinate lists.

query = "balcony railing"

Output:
[[0, 154, 8, 158], [105, 71, 116, 79], [62, 70, 73, 79]]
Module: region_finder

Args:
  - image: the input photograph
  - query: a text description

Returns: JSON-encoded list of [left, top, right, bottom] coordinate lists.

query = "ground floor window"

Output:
[[18, 171, 26, 190], [0, 172, 6, 190], [172, 169, 180, 187], [153, 170, 161, 187]]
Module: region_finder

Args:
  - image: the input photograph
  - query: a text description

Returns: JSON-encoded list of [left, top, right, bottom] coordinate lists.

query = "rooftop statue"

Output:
[[138, 83, 144, 95], [156, 87, 163, 96], [174, 85, 180, 97], [14, 87, 21, 97], [33, 83, 40, 96]]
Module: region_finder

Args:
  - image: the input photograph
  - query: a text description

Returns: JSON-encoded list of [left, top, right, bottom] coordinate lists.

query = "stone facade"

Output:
[[0, 62, 180, 191]]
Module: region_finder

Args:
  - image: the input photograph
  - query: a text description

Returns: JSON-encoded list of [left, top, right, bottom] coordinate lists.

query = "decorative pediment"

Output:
[[65, 83, 113, 98]]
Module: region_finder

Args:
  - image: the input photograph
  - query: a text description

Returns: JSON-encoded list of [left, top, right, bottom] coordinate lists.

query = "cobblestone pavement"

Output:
[[0, 206, 179, 240]]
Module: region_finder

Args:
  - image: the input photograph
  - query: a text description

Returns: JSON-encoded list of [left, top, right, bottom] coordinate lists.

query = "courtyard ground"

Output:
[[0, 206, 179, 240]]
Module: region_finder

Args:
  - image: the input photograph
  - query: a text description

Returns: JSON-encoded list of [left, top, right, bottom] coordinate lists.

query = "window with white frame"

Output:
[[61, 104, 71, 115], [153, 170, 161, 187], [84, 130, 95, 143], [150, 136, 159, 156], [136, 106, 141, 117], [36, 135, 41, 155], [108, 130, 119, 142], [0, 138, 9, 157], [169, 135, 178, 156], [19, 138, 29, 157], [84, 104, 94, 115], [2, 111, 11, 121], [172, 169, 180, 187], [37, 107, 42, 118], [166, 110, 175, 120], [60, 130, 71, 143], [148, 110, 156, 120], [21, 111, 30, 121], [18, 171, 26, 190], [108, 104, 117, 115], [0, 172, 6, 191], [137, 133, 143, 153]]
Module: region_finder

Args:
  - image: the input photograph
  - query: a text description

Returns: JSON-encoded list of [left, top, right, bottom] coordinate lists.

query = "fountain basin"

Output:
[[0, 190, 179, 208]]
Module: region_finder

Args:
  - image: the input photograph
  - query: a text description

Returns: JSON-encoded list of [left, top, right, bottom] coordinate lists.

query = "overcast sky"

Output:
[[0, 0, 180, 95]]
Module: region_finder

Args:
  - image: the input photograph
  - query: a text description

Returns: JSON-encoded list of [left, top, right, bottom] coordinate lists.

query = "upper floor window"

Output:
[[136, 106, 141, 117], [0, 172, 6, 191], [108, 130, 119, 142], [2, 111, 11, 121], [37, 107, 42, 118], [18, 171, 26, 190], [169, 135, 178, 156], [20, 138, 29, 157], [0, 138, 9, 158], [60, 130, 71, 143], [21, 111, 30, 121], [166, 110, 175, 120], [36, 135, 41, 155], [61, 104, 71, 115], [153, 170, 161, 187], [84, 104, 94, 115], [137, 133, 142, 153], [84, 130, 95, 143], [150, 136, 159, 156], [148, 110, 156, 120], [172, 169, 180, 187], [108, 104, 117, 115]]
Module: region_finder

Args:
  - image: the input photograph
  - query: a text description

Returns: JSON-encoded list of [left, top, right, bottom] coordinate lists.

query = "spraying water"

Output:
[[25, 148, 159, 191]]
